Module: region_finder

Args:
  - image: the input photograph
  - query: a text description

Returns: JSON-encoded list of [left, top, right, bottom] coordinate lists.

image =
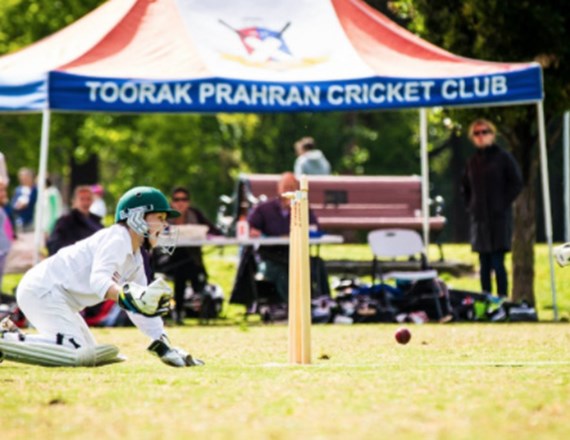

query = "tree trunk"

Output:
[[70, 153, 99, 190], [511, 182, 536, 305], [505, 109, 539, 306], [342, 111, 358, 175], [449, 130, 470, 242]]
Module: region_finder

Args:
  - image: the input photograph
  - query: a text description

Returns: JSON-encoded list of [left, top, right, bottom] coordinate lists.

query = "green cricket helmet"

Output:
[[115, 186, 180, 236]]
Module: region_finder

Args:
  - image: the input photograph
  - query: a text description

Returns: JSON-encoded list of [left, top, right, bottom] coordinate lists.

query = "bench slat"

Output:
[[239, 174, 446, 233], [315, 209, 418, 217], [318, 217, 446, 230]]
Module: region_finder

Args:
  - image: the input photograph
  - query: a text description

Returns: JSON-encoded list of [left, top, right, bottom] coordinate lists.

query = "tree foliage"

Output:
[[0, 0, 105, 53]]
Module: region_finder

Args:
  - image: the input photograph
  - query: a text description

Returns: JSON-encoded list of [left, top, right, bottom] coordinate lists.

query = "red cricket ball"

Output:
[[395, 327, 411, 345]]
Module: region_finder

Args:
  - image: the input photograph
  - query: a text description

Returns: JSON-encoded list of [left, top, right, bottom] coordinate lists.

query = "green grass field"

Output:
[[1, 325, 569, 439], [1, 243, 569, 439]]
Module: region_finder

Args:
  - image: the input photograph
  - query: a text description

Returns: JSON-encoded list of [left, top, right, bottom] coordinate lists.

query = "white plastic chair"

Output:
[[367, 229, 443, 319]]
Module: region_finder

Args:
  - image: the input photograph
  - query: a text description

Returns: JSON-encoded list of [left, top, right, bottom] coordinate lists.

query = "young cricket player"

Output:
[[0, 186, 203, 367]]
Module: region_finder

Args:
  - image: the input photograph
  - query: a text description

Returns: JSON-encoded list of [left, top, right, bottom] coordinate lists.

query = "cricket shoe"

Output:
[[0, 317, 26, 341]]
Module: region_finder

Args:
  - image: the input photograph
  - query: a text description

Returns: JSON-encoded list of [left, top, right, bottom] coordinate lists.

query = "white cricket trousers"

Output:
[[16, 282, 96, 349]]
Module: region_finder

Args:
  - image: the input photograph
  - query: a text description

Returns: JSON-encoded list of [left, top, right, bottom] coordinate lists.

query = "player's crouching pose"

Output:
[[0, 186, 203, 368]]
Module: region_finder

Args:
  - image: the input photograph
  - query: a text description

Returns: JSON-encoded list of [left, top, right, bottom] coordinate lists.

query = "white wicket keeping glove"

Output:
[[118, 278, 173, 317], [147, 335, 205, 368], [554, 243, 570, 267]]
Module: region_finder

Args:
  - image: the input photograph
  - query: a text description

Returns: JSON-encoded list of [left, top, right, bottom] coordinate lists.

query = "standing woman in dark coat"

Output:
[[461, 119, 523, 297]]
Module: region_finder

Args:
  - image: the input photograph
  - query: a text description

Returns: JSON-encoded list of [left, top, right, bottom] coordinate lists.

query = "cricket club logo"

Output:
[[218, 20, 327, 70]]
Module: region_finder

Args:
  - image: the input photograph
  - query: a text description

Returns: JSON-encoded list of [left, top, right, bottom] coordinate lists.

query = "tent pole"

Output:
[[537, 102, 558, 320], [33, 109, 51, 265], [419, 108, 430, 257], [562, 111, 570, 241]]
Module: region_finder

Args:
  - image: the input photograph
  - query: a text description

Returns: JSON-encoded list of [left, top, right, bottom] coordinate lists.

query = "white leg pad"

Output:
[[0, 339, 123, 367]]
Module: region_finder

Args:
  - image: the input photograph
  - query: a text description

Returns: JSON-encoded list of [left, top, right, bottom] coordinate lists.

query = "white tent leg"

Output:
[[419, 108, 430, 257], [562, 111, 570, 241], [537, 102, 558, 320], [33, 109, 51, 265]]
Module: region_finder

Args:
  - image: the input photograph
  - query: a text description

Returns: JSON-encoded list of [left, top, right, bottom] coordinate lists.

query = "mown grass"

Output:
[[1, 244, 570, 439], [1, 325, 570, 439]]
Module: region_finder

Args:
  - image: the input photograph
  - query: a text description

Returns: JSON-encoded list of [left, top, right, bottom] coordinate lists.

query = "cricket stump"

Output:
[[288, 176, 311, 364]]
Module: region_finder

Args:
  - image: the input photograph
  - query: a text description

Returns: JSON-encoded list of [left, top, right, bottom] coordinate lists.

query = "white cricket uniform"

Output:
[[16, 224, 165, 348]]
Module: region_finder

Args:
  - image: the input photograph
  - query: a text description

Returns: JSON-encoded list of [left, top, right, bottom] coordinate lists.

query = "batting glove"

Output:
[[118, 278, 172, 317], [148, 335, 205, 368]]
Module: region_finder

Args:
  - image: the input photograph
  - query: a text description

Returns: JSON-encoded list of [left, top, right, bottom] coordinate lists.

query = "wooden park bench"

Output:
[[236, 173, 446, 234], [217, 173, 459, 278]]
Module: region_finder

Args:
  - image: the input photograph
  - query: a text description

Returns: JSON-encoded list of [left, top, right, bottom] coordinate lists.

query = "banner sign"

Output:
[[49, 67, 542, 113]]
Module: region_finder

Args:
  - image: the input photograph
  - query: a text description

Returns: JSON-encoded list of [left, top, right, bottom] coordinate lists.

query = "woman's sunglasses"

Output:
[[473, 129, 492, 136]]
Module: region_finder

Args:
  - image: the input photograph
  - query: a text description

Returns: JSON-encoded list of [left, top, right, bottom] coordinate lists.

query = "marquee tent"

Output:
[[0, 0, 557, 316], [0, 0, 544, 113]]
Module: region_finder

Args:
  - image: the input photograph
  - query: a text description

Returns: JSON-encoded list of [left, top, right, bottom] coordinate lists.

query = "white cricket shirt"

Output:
[[21, 224, 146, 311]]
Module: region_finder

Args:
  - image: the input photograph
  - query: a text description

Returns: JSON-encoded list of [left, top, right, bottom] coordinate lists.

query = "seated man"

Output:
[[247, 172, 319, 302], [155, 186, 222, 325], [47, 185, 103, 256]]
